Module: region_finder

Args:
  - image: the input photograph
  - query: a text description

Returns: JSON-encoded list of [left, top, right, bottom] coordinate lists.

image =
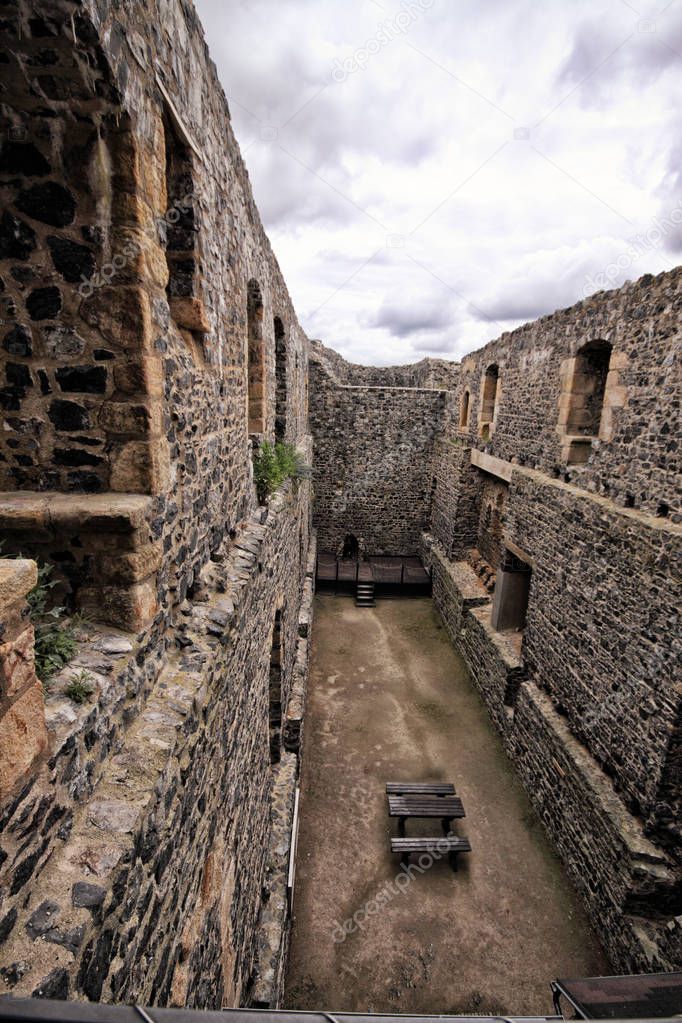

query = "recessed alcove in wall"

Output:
[[479, 364, 499, 439], [491, 546, 532, 633], [558, 340, 626, 465], [247, 279, 265, 435], [269, 608, 283, 764], [459, 389, 470, 430], [275, 316, 287, 441], [162, 106, 208, 353]]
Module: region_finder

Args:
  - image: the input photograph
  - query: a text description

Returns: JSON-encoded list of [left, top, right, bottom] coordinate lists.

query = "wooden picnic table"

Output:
[[387, 793, 465, 835]]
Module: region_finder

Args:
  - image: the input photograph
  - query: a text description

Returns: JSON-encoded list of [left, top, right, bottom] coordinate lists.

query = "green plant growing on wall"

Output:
[[253, 441, 310, 504], [64, 669, 95, 705], [27, 562, 78, 684]]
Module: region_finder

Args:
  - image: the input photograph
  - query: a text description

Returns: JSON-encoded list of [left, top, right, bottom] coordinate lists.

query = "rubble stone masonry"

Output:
[[0, 0, 312, 1009]]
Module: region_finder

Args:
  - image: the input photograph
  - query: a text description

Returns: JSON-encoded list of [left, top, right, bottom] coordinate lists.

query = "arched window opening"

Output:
[[567, 341, 612, 436], [247, 279, 265, 435], [459, 389, 470, 430], [274, 316, 287, 441], [269, 609, 283, 765], [479, 364, 499, 439]]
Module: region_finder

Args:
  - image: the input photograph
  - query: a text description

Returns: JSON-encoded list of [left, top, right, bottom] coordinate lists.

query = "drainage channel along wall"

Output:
[[0, 0, 313, 1007], [311, 270, 682, 973]]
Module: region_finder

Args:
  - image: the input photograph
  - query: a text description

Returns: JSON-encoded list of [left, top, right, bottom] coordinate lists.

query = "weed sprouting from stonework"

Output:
[[64, 669, 95, 705], [27, 561, 78, 684], [253, 441, 310, 503]]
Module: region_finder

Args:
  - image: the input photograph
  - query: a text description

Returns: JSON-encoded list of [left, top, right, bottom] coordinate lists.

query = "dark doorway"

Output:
[[342, 534, 359, 559]]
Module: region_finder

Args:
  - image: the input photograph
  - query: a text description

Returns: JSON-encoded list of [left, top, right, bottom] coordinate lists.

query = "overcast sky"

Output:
[[194, 0, 682, 365]]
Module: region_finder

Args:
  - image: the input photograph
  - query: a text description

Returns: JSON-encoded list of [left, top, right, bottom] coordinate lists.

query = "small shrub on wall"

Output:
[[253, 441, 309, 504]]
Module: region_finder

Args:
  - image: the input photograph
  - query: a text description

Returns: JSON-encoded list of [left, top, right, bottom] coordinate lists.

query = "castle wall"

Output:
[[0, 0, 313, 1007], [454, 272, 681, 518], [309, 349, 446, 555]]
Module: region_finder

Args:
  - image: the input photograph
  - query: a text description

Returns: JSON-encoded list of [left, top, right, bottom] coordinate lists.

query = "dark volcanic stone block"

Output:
[[0, 212, 36, 260], [67, 470, 103, 493], [25, 900, 61, 939], [47, 236, 95, 283], [26, 285, 61, 320], [32, 967, 69, 1000], [48, 398, 90, 431], [54, 447, 104, 467], [55, 365, 107, 393], [2, 325, 32, 356], [72, 881, 106, 908], [15, 182, 76, 227], [6, 363, 32, 387], [0, 907, 18, 944], [0, 141, 50, 176]]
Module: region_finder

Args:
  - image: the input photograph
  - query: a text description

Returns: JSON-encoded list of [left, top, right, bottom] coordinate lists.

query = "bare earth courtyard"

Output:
[[285, 596, 608, 1016]]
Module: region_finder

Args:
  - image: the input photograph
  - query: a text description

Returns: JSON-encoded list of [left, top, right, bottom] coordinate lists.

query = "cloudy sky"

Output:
[[194, 0, 682, 365]]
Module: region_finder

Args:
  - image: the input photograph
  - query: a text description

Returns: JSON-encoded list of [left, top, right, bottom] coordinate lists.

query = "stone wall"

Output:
[[309, 345, 446, 555], [0, 0, 310, 628], [0, 0, 313, 1009], [453, 270, 681, 518]]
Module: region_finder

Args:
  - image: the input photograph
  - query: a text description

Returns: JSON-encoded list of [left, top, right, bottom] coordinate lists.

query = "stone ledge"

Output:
[[470, 604, 524, 672], [471, 447, 513, 482], [518, 684, 672, 869], [0, 492, 153, 534]]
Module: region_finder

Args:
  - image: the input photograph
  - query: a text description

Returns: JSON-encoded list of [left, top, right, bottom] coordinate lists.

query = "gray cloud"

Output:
[[195, 0, 682, 364]]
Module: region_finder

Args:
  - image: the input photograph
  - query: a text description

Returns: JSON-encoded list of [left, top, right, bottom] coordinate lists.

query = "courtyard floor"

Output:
[[284, 596, 608, 1016]]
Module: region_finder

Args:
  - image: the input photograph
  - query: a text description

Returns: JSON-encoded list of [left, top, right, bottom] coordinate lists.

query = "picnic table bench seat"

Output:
[[391, 835, 472, 870]]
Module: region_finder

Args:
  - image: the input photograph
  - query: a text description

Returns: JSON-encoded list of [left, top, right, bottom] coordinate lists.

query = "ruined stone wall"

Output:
[[0, 0, 313, 1008], [309, 350, 445, 555], [454, 270, 681, 519], [0, 0, 310, 626], [310, 339, 459, 390]]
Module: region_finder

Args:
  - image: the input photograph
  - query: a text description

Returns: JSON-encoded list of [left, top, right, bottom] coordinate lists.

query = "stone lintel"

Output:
[[471, 447, 513, 483]]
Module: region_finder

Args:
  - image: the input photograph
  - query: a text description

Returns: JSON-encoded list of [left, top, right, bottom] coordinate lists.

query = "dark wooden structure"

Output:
[[316, 554, 431, 598]]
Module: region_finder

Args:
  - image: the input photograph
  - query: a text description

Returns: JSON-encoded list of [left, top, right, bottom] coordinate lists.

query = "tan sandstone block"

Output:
[[0, 684, 48, 800], [110, 438, 170, 495], [170, 297, 211, 333], [81, 286, 153, 352], [98, 542, 163, 584], [0, 559, 38, 615], [0, 625, 36, 700], [99, 401, 162, 437], [113, 357, 165, 398], [110, 228, 169, 290], [78, 580, 157, 632], [112, 191, 156, 232]]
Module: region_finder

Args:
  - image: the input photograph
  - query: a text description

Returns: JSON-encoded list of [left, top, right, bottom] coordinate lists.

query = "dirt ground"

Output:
[[284, 596, 608, 1016]]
